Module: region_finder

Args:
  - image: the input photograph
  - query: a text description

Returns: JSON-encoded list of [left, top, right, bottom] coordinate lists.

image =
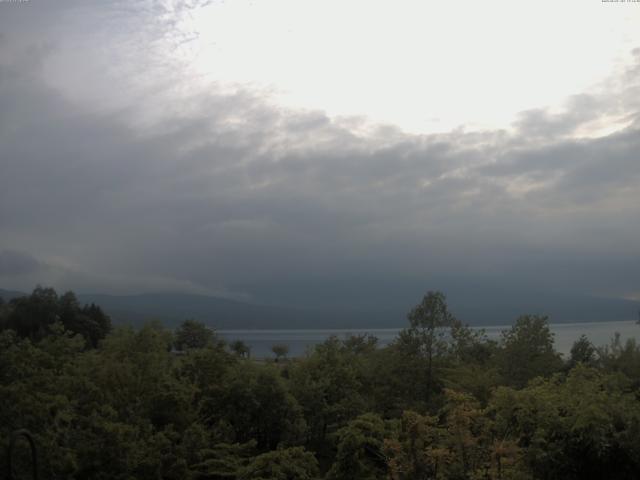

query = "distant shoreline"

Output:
[[218, 320, 640, 359]]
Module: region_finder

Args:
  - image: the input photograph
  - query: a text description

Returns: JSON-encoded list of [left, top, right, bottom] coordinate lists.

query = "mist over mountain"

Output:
[[1, 2, 639, 332], [1, 287, 637, 329]]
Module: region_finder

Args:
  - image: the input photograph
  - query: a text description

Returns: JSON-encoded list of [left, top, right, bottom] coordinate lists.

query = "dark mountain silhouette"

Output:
[[0, 288, 26, 301], [1, 288, 638, 329]]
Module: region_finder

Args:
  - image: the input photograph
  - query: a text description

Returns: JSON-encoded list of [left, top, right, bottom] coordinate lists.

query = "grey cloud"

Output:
[[1, 5, 639, 312], [513, 94, 601, 140], [0, 250, 47, 276]]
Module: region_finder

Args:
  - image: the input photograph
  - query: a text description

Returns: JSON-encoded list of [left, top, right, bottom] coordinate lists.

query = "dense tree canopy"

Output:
[[174, 319, 215, 351], [0, 286, 111, 347], [497, 314, 563, 388], [2, 287, 640, 479]]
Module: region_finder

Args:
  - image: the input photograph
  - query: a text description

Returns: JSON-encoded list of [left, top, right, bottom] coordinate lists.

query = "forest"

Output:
[[2, 287, 640, 479]]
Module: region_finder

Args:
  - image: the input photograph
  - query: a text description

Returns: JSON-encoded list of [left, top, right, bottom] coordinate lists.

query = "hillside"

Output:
[[1, 288, 638, 329]]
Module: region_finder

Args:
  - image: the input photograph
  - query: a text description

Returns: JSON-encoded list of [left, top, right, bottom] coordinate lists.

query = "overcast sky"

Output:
[[1, 0, 639, 311]]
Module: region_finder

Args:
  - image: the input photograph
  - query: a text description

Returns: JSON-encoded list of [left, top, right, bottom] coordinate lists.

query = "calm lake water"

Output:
[[219, 320, 640, 359]]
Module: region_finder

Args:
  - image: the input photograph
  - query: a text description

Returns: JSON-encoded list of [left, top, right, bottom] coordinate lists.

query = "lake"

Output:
[[219, 320, 640, 359]]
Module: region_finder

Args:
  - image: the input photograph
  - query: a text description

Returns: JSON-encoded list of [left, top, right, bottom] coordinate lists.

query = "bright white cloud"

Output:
[[1, 0, 639, 318], [172, 0, 640, 133]]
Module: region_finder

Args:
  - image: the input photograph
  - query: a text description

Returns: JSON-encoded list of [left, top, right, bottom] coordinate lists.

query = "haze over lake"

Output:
[[220, 320, 640, 358]]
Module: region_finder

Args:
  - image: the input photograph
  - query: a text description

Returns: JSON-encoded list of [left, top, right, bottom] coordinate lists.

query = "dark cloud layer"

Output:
[[1, 2, 639, 318], [0, 250, 48, 276]]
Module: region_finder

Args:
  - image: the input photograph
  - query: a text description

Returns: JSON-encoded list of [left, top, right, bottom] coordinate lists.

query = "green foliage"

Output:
[[491, 365, 640, 479], [364, 341, 425, 415], [326, 413, 388, 480], [200, 362, 306, 450], [175, 319, 216, 350], [238, 446, 319, 480], [597, 333, 640, 383], [497, 315, 563, 388], [3, 285, 640, 480], [289, 336, 369, 456], [2, 287, 111, 347], [384, 410, 445, 479], [5, 286, 60, 340], [342, 333, 378, 355], [230, 339, 251, 358], [271, 343, 289, 361], [569, 334, 597, 368], [188, 439, 256, 479], [386, 291, 489, 410], [397, 291, 479, 402], [403, 291, 455, 360]]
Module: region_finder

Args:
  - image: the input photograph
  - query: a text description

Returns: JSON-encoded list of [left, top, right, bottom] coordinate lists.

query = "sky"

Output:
[[0, 0, 639, 315]]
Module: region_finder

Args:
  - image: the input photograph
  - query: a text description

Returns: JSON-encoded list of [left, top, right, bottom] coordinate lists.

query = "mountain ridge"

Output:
[[1, 287, 639, 329]]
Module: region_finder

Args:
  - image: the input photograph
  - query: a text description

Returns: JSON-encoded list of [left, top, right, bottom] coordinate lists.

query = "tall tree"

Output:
[[271, 344, 289, 362], [497, 315, 562, 388], [568, 334, 596, 368], [399, 291, 456, 398], [80, 302, 112, 347], [6, 286, 59, 340], [58, 291, 111, 348], [174, 319, 214, 350], [231, 339, 251, 358]]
